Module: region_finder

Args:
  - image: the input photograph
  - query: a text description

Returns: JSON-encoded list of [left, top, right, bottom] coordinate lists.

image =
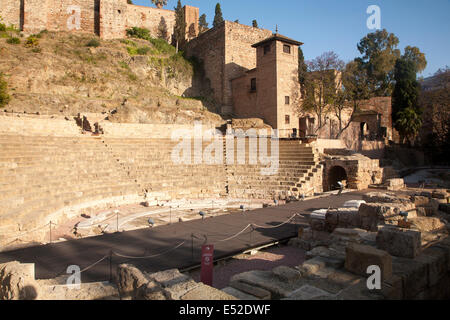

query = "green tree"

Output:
[[0, 73, 10, 108], [157, 17, 169, 41], [356, 29, 401, 96], [151, 0, 167, 9], [213, 3, 224, 28], [173, 0, 186, 50], [395, 107, 422, 145], [300, 51, 345, 132], [199, 14, 208, 33], [402, 46, 427, 74], [298, 47, 307, 95], [331, 60, 372, 138], [127, 0, 133, 4], [252, 20, 258, 28], [392, 58, 422, 144]]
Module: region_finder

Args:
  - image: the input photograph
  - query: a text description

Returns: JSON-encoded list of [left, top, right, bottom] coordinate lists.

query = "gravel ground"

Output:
[[189, 245, 307, 289]]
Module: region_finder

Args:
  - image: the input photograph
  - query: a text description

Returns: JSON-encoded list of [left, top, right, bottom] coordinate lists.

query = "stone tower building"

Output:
[[231, 34, 303, 136]]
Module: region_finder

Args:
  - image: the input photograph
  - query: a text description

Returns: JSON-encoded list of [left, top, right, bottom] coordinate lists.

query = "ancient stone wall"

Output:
[[0, 0, 22, 29], [0, 0, 196, 40], [186, 21, 271, 111], [323, 155, 384, 191]]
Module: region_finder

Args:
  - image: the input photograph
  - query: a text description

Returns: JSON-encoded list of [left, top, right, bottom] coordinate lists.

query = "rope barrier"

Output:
[[216, 224, 253, 242], [251, 213, 300, 229], [112, 240, 186, 259], [79, 255, 110, 273]]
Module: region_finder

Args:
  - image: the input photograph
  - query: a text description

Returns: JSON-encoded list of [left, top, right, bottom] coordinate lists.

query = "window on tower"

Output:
[[250, 78, 257, 92], [283, 44, 291, 54]]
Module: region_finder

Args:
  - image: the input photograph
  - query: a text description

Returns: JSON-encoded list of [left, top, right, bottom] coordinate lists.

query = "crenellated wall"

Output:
[[0, 0, 198, 41]]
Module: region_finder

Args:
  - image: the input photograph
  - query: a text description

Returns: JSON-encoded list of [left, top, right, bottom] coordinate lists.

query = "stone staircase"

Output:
[[226, 139, 323, 200]]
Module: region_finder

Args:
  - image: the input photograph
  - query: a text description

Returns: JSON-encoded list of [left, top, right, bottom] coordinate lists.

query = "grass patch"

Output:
[[0, 73, 10, 108], [25, 36, 39, 47], [86, 39, 100, 47], [127, 45, 151, 56], [148, 37, 176, 55], [126, 27, 151, 40], [6, 37, 20, 44]]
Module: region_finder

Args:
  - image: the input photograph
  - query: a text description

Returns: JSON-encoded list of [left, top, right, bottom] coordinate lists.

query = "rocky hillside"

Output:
[[0, 29, 223, 126]]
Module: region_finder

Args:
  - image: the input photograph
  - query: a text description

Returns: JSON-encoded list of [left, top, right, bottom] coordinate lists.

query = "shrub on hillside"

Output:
[[25, 36, 39, 47], [0, 23, 6, 32], [148, 37, 175, 55], [6, 37, 20, 44], [86, 39, 100, 47], [0, 73, 10, 108], [126, 27, 151, 40]]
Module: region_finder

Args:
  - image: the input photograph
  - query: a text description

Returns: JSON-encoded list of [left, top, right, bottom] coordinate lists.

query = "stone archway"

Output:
[[326, 165, 348, 191]]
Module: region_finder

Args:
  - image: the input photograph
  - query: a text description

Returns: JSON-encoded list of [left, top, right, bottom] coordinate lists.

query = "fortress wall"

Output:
[[186, 21, 271, 109], [45, 0, 98, 34], [1, 0, 196, 40], [125, 5, 175, 41], [22, 0, 49, 34], [185, 24, 227, 105], [99, 0, 128, 39], [0, 0, 22, 29], [223, 22, 272, 106]]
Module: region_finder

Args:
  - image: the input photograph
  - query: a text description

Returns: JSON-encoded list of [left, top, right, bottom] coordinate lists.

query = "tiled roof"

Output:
[[252, 33, 303, 48]]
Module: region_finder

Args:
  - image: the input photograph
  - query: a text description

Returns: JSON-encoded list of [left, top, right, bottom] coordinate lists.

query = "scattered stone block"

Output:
[[345, 243, 393, 281], [222, 287, 260, 300], [334, 278, 384, 300], [411, 196, 430, 207], [272, 266, 302, 283], [300, 257, 327, 275], [409, 217, 446, 233], [285, 285, 332, 300], [180, 284, 236, 300], [415, 247, 448, 287], [392, 256, 428, 299], [376, 226, 422, 258], [432, 190, 448, 200], [229, 281, 271, 300], [0, 261, 37, 300], [325, 208, 360, 231], [134, 280, 167, 300], [343, 200, 366, 208], [380, 275, 403, 300], [116, 264, 150, 299], [363, 192, 410, 204], [230, 270, 293, 299], [386, 178, 405, 191], [359, 202, 415, 232]]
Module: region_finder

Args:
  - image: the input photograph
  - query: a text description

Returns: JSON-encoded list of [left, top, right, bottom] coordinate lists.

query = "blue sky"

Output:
[[134, 0, 450, 76]]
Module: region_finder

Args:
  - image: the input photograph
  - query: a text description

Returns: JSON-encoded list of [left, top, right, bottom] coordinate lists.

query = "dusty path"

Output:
[[0, 191, 365, 283]]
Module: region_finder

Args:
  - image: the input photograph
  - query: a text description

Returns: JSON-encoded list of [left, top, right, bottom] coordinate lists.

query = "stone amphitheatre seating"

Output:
[[0, 126, 322, 246], [0, 134, 143, 244]]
